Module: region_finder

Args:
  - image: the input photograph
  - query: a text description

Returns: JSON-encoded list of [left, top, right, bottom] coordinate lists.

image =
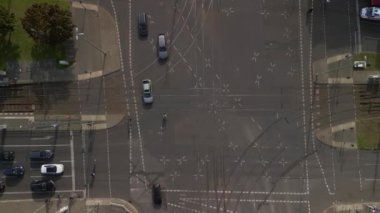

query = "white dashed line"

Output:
[[297, 0, 310, 195], [167, 202, 201, 213], [163, 189, 307, 195], [70, 130, 75, 191]]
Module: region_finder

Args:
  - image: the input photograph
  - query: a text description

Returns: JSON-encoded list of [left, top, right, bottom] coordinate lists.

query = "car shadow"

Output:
[[142, 102, 153, 110], [138, 34, 148, 41]]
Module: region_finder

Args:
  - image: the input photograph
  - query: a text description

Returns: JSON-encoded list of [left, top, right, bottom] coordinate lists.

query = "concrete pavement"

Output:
[[0, 197, 139, 213]]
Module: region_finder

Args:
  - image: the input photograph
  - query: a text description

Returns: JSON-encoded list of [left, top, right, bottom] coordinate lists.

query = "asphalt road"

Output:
[[3, 0, 380, 212]]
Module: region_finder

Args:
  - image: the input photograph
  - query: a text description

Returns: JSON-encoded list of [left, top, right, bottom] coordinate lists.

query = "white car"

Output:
[[157, 34, 168, 60], [142, 79, 153, 104], [41, 164, 64, 175], [361, 7, 380, 21]]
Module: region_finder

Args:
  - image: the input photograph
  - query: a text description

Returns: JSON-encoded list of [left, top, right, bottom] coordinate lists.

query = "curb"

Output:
[[86, 198, 139, 213]]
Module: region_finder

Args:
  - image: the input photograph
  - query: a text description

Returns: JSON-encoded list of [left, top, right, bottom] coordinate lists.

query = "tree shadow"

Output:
[[0, 41, 20, 70]]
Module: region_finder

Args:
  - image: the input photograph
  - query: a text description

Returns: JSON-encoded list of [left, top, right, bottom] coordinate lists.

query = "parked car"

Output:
[[138, 12, 148, 37], [152, 183, 162, 205], [142, 79, 153, 104], [31, 179, 55, 192], [0, 151, 15, 161], [29, 150, 54, 161], [157, 34, 168, 60], [3, 165, 24, 177], [360, 7, 380, 21], [41, 164, 64, 175]]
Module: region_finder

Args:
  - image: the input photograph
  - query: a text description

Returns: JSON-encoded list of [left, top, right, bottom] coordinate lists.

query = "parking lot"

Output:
[[0, 127, 84, 199]]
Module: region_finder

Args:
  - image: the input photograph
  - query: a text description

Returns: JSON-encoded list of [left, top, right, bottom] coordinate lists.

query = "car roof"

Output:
[[158, 34, 166, 45], [138, 13, 146, 23]]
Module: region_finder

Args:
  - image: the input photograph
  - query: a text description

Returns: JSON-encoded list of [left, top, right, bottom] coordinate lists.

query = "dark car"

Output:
[[152, 183, 162, 205], [0, 151, 15, 161], [3, 165, 24, 177], [31, 179, 55, 192], [138, 12, 148, 37], [29, 150, 54, 161]]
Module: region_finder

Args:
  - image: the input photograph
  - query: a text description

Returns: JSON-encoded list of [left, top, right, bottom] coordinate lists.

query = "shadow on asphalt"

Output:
[[4, 176, 24, 186]]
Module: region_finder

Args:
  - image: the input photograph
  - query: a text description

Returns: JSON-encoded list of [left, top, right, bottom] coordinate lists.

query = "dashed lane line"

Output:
[[163, 189, 307, 195], [167, 202, 201, 213], [0, 190, 85, 196], [30, 175, 72, 178], [1, 144, 70, 147], [70, 130, 76, 191], [181, 197, 310, 204]]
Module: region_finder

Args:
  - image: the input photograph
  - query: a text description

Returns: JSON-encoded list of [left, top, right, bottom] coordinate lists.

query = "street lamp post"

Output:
[[75, 27, 107, 71]]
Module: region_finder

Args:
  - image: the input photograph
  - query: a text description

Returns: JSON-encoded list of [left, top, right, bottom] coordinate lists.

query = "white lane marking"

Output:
[[2, 144, 69, 147], [30, 136, 53, 140], [30, 175, 72, 178], [60, 160, 72, 163], [163, 189, 307, 195], [181, 198, 234, 213], [182, 197, 310, 204], [70, 130, 75, 191], [0, 190, 85, 196], [81, 128, 88, 198], [297, 0, 310, 195], [167, 202, 200, 213]]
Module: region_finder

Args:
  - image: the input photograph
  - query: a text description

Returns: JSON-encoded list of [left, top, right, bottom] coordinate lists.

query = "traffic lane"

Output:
[[324, 0, 357, 55], [107, 122, 130, 200], [131, 0, 196, 81], [360, 21, 380, 52]]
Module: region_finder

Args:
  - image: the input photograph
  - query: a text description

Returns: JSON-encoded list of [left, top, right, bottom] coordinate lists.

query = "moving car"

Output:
[[152, 183, 162, 205], [142, 79, 153, 104], [29, 150, 54, 161], [41, 164, 64, 175], [31, 179, 55, 192], [138, 12, 148, 37], [360, 7, 380, 21], [3, 165, 24, 177], [157, 34, 168, 60], [0, 151, 15, 161]]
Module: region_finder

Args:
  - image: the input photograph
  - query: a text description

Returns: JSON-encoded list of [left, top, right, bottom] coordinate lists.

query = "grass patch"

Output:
[[353, 52, 380, 71], [0, 0, 70, 62], [356, 118, 380, 150]]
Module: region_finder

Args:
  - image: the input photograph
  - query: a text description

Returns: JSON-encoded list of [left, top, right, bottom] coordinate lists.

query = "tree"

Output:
[[21, 3, 74, 45], [0, 5, 15, 42]]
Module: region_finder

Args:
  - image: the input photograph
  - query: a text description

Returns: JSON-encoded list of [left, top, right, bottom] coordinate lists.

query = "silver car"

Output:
[[142, 79, 153, 104], [157, 34, 168, 60]]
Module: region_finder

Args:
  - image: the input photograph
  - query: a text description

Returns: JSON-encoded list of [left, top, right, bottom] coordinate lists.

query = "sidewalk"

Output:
[[0, 2, 125, 131], [324, 202, 380, 213], [313, 54, 358, 149], [0, 197, 139, 213], [11, 1, 121, 84]]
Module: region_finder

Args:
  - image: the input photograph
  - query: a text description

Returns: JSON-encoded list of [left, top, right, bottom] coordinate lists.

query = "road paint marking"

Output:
[[163, 189, 307, 195], [0, 190, 85, 196], [181, 198, 234, 213], [168, 202, 201, 213], [1, 144, 69, 147], [81, 114, 106, 121], [60, 160, 72, 163], [182, 197, 310, 204], [297, 0, 310, 196], [70, 130, 75, 191], [30, 175, 72, 178], [30, 136, 53, 140]]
